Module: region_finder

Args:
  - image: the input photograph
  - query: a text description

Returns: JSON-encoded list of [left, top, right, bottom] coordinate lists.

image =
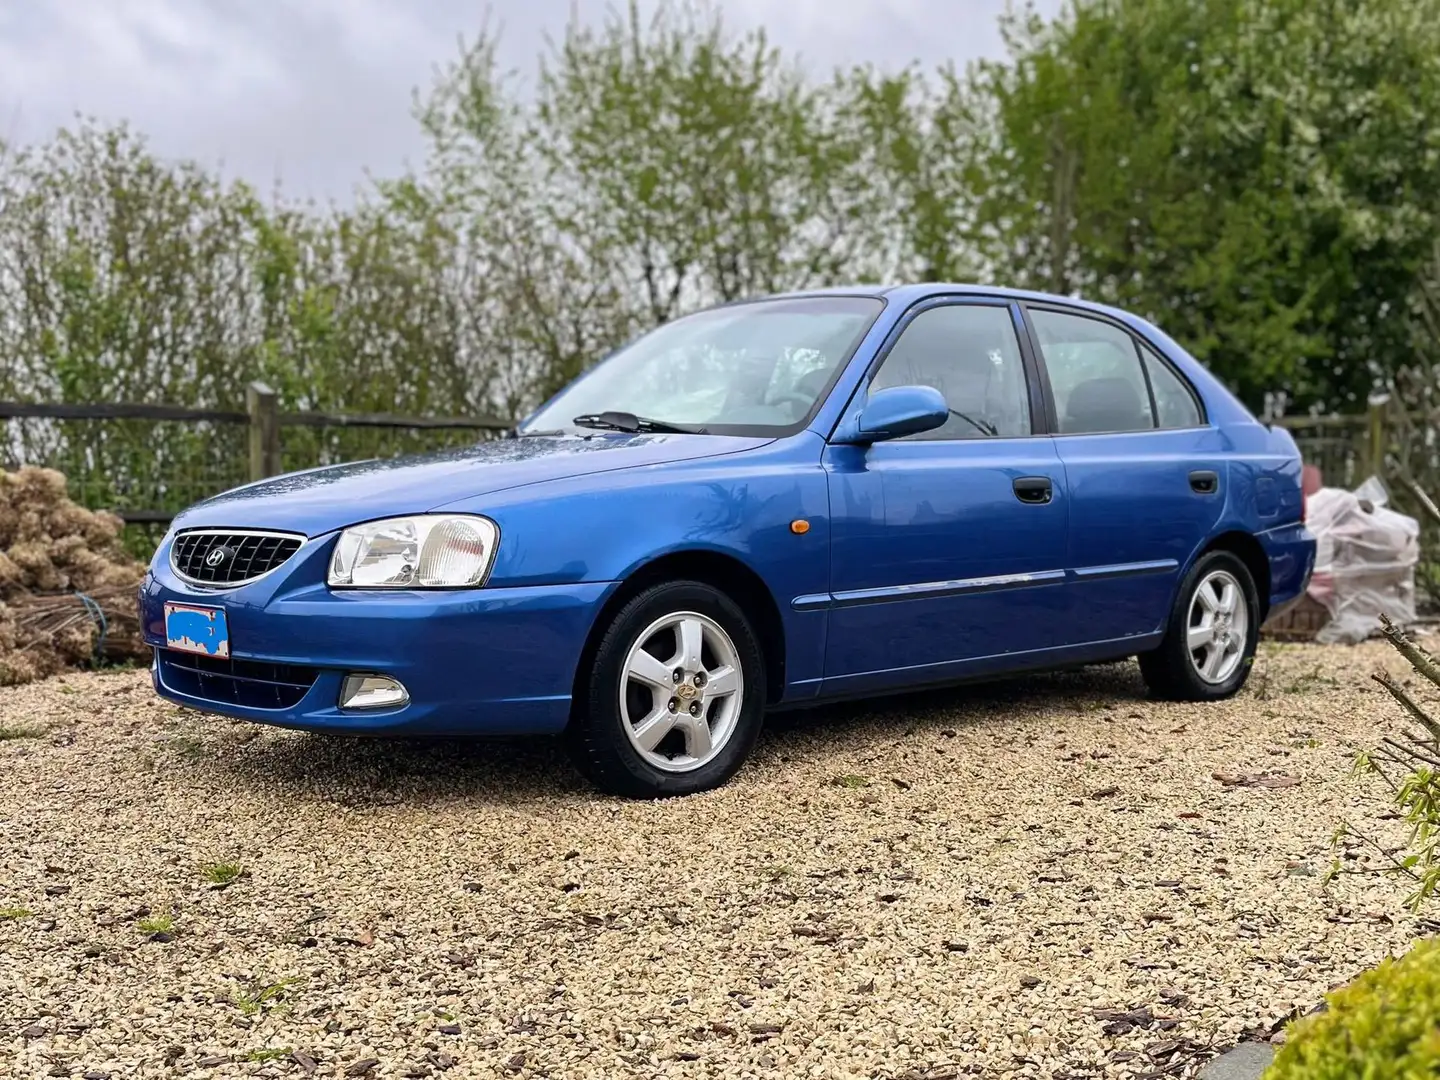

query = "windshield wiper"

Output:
[[571, 411, 706, 435], [949, 409, 998, 437]]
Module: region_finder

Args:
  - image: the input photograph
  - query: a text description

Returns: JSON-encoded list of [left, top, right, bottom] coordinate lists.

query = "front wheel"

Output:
[[1140, 551, 1260, 701], [566, 581, 766, 798]]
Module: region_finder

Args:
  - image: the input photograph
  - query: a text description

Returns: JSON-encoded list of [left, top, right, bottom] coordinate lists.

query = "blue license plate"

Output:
[[164, 602, 230, 658]]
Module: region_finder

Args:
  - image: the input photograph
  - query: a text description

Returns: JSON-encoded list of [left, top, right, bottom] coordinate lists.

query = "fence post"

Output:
[[1366, 392, 1390, 480], [247, 381, 280, 482]]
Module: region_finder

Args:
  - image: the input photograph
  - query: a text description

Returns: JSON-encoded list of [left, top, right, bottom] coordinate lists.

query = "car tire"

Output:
[[566, 580, 767, 798], [1139, 550, 1260, 702]]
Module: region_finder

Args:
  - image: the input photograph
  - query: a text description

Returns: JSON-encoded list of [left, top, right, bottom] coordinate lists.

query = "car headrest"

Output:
[[1065, 377, 1148, 434]]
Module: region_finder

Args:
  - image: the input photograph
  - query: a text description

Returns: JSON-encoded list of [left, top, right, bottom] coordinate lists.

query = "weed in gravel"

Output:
[[137, 914, 175, 935], [244, 1048, 293, 1063], [202, 861, 246, 886], [164, 735, 210, 761], [0, 907, 34, 919], [0, 724, 45, 740], [231, 976, 302, 1016], [1283, 665, 1341, 694], [832, 774, 870, 788]]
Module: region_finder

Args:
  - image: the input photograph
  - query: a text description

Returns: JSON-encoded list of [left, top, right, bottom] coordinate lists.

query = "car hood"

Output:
[[171, 432, 772, 536]]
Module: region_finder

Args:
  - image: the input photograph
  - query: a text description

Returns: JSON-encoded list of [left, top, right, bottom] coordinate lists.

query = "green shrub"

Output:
[[1266, 938, 1440, 1079], [1337, 615, 1440, 909]]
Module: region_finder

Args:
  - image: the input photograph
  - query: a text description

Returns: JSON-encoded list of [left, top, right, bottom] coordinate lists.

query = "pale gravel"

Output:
[[0, 642, 1431, 1080]]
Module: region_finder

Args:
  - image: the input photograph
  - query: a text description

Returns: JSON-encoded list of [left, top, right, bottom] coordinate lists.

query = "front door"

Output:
[[820, 299, 1071, 696]]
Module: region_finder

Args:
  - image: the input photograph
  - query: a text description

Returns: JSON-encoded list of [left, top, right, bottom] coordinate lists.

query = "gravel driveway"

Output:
[[0, 643, 1428, 1079]]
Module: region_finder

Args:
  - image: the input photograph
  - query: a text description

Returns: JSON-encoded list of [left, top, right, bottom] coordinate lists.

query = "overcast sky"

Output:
[[0, 0, 1055, 203]]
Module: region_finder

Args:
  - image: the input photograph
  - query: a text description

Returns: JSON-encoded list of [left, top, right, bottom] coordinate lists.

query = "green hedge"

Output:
[[1266, 938, 1440, 1079]]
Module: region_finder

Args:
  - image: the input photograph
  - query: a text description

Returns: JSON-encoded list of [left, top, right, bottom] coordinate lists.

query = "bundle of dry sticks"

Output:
[[0, 467, 148, 685]]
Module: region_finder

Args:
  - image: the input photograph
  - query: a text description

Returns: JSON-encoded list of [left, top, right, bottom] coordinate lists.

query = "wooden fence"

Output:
[[0, 382, 511, 536], [0, 384, 1423, 540], [1269, 396, 1387, 490]]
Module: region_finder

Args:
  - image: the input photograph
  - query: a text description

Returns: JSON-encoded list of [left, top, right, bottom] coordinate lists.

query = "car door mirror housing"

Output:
[[834, 385, 949, 444]]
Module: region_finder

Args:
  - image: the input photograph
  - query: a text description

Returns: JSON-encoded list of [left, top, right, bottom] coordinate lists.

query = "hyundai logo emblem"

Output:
[[204, 547, 231, 568]]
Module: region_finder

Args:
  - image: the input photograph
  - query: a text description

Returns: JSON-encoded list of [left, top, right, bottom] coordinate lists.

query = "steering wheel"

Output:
[[767, 391, 814, 418]]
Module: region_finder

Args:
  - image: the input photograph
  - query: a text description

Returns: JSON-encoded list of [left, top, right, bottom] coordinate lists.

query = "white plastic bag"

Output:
[[1307, 475, 1419, 644]]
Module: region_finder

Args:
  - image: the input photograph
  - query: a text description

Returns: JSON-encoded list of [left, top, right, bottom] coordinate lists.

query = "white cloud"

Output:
[[0, 0, 1055, 201]]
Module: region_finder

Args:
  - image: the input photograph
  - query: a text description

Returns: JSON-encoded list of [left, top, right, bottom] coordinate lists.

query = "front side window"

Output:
[[1029, 309, 1156, 435], [869, 304, 1032, 439], [521, 297, 884, 435]]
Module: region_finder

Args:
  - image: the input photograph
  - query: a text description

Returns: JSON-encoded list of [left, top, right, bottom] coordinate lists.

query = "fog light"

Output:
[[339, 674, 409, 710]]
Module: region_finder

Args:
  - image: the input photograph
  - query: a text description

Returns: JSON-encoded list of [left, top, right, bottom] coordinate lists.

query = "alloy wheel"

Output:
[[619, 611, 744, 773], [1186, 568, 1249, 684]]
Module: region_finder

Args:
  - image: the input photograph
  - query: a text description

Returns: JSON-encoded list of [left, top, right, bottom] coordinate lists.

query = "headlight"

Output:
[[327, 515, 499, 588]]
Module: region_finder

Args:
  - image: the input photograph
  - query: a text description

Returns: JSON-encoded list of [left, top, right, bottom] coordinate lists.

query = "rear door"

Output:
[[1022, 305, 1227, 644], [820, 298, 1071, 695]]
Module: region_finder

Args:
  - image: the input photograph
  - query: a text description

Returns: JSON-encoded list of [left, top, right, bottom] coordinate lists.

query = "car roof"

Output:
[[765, 282, 1139, 321]]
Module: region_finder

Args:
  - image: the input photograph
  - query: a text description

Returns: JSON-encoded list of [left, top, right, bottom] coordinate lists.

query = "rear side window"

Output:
[[1029, 309, 1155, 435], [1140, 344, 1202, 428]]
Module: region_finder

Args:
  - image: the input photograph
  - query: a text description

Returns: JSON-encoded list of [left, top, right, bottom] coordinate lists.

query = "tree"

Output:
[[407, 0, 893, 408], [951, 0, 1440, 411]]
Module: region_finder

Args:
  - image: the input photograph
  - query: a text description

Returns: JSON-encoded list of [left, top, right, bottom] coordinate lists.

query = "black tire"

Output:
[[565, 580, 767, 798], [1139, 550, 1260, 701]]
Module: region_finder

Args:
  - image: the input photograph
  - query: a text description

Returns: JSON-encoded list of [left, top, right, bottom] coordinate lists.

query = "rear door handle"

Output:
[[1013, 476, 1053, 505], [1189, 469, 1219, 495]]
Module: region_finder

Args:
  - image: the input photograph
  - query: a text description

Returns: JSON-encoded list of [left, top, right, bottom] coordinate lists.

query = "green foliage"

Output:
[[0, 724, 46, 740], [1265, 938, 1440, 1079], [202, 861, 246, 886], [1344, 616, 1440, 910], [0, 122, 501, 532], [408, 0, 892, 404], [244, 1048, 292, 1063], [949, 0, 1440, 410], [230, 975, 302, 1017], [137, 913, 175, 935]]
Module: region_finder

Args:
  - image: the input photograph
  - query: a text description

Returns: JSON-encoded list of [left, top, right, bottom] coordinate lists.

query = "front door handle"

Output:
[[1189, 469, 1219, 495], [1013, 476, 1053, 505]]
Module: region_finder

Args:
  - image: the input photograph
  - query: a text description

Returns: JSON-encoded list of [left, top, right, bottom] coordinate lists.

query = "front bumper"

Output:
[[141, 535, 612, 736]]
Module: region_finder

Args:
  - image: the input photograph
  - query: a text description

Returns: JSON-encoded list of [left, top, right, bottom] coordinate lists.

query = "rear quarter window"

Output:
[[1140, 344, 1204, 428]]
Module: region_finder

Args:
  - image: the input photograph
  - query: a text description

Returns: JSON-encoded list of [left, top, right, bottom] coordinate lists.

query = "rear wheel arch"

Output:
[[1197, 530, 1271, 620], [572, 550, 787, 712]]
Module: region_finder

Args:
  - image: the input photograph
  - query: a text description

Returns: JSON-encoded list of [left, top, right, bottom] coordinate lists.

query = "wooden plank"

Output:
[[0, 400, 512, 430], [1274, 409, 1434, 431], [247, 381, 281, 481], [0, 401, 248, 423], [279, 409, 510, 431], [1271, 415, 1366, 430]]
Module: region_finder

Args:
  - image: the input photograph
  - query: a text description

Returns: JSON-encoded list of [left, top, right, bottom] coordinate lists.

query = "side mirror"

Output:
[[834, 385, 949, 445]]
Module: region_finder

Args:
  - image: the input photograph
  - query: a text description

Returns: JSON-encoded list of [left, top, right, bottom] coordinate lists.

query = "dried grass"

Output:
[[0, 467, 147, 686]]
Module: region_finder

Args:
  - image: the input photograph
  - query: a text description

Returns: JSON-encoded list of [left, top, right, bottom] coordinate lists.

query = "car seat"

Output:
[[1064, 376, 1151, 434]]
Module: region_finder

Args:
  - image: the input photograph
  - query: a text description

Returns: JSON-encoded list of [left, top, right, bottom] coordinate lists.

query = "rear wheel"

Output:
[[566, 581, 766, 798], [1140, 551, 1259, 701]]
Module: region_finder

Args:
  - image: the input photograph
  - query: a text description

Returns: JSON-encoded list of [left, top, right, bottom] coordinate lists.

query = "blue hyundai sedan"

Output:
[[142, 284, 1315, 797]]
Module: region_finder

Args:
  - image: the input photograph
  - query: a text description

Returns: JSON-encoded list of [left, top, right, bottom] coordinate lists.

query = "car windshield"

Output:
[[520, 296, 884, 435]]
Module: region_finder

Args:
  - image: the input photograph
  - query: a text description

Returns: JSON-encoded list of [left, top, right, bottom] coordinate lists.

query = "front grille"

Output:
[[158, 649, 319, 710], [171, 529, 303, 587]]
